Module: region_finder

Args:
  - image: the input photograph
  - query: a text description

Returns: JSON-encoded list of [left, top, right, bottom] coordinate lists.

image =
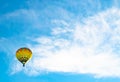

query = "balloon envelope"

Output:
[[16, 47, 32, 67]]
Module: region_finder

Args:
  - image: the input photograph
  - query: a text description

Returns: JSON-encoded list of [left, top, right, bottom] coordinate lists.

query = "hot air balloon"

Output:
[[16, 47, 32, 67]]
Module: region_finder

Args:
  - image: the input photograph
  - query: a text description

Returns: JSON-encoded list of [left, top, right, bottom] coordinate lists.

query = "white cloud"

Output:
[[12, 8, 120, 78]]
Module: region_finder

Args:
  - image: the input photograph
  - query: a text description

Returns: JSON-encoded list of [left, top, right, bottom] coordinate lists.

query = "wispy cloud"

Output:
[[11, 7, 120, 78]]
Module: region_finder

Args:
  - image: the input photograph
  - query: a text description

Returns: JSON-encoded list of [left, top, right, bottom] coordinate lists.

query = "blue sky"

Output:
[[1, 0, 120, 82]]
